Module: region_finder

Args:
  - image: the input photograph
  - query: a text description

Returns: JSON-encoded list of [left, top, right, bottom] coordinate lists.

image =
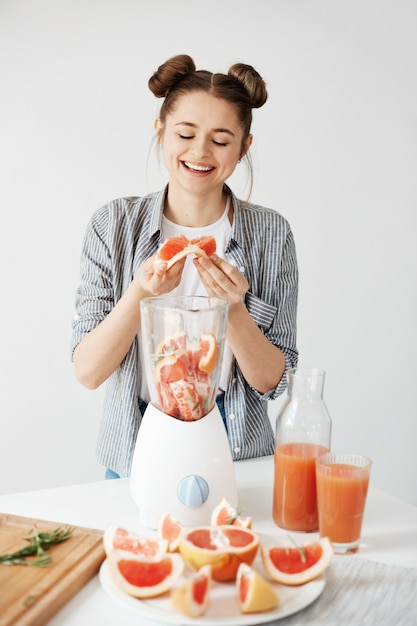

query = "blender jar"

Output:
[[140, 295, 229, 421]]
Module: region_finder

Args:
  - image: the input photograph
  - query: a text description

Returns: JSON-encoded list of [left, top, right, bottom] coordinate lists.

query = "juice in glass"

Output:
[[316, 452, 372, 554], [273, 442, 329, 531]]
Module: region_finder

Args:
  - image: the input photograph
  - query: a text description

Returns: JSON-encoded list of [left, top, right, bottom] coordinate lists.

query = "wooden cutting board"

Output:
[[0, 513, 106, 626]]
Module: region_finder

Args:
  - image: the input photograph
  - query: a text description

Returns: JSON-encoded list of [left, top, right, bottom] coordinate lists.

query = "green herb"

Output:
[[0, 526, 73, 567], [288, 535, 307, 563], [225, 509, 245, 525]]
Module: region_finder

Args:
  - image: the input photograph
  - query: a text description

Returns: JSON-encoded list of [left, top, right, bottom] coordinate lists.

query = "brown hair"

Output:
[[148, 55, 268, 196]]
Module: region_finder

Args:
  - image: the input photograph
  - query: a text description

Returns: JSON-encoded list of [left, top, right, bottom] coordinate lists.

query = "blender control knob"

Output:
[[177, 475, 209, 508]]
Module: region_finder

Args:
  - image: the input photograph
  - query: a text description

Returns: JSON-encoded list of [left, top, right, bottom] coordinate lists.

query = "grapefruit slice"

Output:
[[190, 236, 217, 256], [197, 332, 219, 376], [153, 350, 188, 384], [236, 562, 279, 614], [107, 551, 184, 598], [156, 235, 217, 269], [158, 511, 183, 552], [171, 564, 212, 617], [179, 525, 259, 582], [103, 524, 168, 558], [155, 331, 187, 356], [210, 497, 252, 529], [261, 536, 333, 586]]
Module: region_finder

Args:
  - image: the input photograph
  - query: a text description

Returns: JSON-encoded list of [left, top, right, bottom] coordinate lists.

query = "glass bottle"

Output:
[[272, 367, 332, 532]]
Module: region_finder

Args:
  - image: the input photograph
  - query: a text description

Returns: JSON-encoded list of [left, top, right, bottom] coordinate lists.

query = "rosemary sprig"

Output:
[[288, 534, 307, 563], [0, 526, 73, 567]]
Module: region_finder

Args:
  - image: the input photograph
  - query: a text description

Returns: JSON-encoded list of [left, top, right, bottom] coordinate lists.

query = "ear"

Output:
[[241, 134, 253, 159], [154, 118, 164, 143]]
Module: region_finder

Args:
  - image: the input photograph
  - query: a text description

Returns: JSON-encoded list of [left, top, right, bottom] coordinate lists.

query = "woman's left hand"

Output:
[[193, 254, 248, 306]]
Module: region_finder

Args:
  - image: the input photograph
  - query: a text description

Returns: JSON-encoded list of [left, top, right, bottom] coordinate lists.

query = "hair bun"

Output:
[[148, 54, 196, 98], [228, 63, 268, 108]]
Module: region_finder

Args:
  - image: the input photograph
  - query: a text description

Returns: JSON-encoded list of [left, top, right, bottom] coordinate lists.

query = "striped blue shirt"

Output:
[[71, 186, 298, 476]]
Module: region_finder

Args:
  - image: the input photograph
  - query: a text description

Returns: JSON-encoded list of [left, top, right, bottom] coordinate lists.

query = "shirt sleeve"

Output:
[[245, 223, 299, 400], [70, 207, 114, 357]]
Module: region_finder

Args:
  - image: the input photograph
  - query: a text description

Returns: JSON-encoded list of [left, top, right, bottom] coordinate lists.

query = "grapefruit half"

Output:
[[179, 525, 259, 582]]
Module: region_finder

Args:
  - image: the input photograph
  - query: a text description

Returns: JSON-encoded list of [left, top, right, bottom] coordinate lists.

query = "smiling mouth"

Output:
[[183, 161, 214, 173]]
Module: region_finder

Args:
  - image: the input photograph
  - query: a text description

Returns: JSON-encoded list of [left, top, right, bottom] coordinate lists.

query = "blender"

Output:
[[130, 295, 238, 529]]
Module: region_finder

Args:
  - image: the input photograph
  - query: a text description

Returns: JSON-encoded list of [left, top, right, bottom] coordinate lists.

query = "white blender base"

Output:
[[130, 403, 238, 529]]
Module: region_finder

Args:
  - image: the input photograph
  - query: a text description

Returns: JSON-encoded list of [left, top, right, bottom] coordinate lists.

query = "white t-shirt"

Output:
[[138, 197, 233, 402]]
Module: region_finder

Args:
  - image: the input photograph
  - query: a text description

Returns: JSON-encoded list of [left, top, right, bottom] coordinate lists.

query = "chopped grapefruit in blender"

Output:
[[170, 379, 204, 421], [156, 235, 216, 269], [154, 350, 188, 383], [152, 330, 220, 421], [197, 332, 219, 376]]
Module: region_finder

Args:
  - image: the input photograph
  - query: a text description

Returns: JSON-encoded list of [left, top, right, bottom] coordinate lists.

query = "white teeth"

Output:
[[184, 162, 213, 172]]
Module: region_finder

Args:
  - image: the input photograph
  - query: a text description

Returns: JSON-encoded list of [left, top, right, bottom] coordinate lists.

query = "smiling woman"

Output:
[[70, 54, 298, 480]]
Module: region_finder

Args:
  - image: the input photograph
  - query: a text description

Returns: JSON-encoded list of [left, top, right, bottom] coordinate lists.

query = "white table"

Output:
[[1, 456, 416, 625]]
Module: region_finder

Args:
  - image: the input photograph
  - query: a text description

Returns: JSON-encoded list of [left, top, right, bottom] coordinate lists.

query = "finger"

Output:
[[196, 255, 242, 289]]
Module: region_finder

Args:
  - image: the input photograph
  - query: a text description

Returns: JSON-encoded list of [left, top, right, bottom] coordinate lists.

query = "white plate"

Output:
[[99, 543, 326, 626]]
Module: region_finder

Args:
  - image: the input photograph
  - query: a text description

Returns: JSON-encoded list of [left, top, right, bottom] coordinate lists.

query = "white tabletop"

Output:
[[1, 455, 416, 625]]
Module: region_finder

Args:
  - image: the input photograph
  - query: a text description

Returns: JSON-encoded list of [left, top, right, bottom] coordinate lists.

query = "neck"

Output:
[[164, 186, 227, 228]]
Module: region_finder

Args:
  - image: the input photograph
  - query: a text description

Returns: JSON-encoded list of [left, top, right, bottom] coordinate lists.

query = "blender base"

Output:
[[130, 403, 238, 529]]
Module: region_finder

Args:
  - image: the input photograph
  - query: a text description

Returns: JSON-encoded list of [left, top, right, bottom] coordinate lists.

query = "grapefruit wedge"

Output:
[[261, 536, 333, 586], [179, 525, 259, 582], [197, 332, 219, 376], [107, 551, 184, 598], [171, 564, 212, 617], [158, 511, 183, 552], [157, 235, 217, 269], [210, 497, 252, 528], [103, 524, 168, 558], [236, 562, 279, 614]]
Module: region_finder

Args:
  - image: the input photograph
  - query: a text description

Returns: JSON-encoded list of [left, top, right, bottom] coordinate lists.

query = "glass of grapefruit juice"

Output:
[[316, 452, 372, 554], [273, 442, 329, 531]]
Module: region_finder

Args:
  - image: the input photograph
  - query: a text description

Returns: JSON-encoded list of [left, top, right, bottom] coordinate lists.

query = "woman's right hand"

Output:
[[136, 254, 186, 296]]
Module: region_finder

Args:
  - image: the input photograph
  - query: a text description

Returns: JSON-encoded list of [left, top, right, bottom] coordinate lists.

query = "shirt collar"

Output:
[[148, 186, 167, 238]]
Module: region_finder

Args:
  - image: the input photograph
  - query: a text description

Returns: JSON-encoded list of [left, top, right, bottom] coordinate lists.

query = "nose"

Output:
[[190, 136, 211, 159]]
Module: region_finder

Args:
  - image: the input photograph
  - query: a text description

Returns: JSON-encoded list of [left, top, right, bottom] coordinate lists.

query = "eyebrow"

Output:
[[174, 121, 235, 137]]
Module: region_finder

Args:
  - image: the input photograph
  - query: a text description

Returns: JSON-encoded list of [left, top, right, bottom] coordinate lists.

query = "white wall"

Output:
[[1, 0, 416, 505]]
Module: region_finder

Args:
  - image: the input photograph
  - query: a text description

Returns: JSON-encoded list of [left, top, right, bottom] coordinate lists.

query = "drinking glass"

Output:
[[316, 452, 372, 554]]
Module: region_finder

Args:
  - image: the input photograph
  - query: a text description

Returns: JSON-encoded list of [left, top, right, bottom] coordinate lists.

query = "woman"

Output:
[[71, 54, 298, 479]]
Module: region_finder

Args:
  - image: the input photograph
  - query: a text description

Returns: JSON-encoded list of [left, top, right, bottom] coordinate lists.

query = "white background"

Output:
[[1, 0, 416, 505]]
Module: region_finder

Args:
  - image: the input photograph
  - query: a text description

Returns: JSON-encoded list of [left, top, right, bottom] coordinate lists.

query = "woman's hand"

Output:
[[194, 254, 285, 394], [193, 254, 249, 306], [137, 255, 186, 296]]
